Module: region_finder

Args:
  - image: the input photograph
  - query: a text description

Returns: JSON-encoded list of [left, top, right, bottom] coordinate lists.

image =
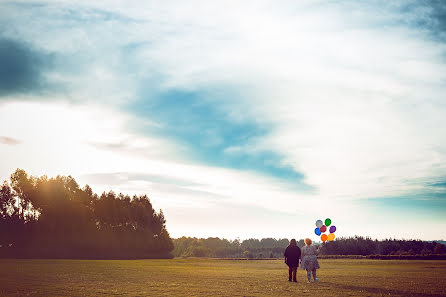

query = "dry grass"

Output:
[[1, 258, 445, 296]]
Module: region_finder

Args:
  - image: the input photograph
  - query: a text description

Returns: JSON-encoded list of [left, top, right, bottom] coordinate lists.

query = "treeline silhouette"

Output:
[[0, 169, 173, 259], [320, 236, 446, 256], [174, 237, 298, 258], [173, 236, 446, 259]]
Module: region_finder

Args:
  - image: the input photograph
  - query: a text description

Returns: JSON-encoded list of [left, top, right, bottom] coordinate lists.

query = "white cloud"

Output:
[[1, 1, 446, 239], [101, 0, 446, 201]]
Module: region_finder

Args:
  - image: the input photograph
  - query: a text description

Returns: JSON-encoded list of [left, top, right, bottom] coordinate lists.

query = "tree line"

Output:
[[173, 236, 446, 258], [0, 169, 173, 258], [173, 237, 298, 258], [320, 236, 446, 256]]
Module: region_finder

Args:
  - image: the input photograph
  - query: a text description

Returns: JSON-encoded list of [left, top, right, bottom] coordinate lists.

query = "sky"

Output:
[[0, 0, 446, 241]]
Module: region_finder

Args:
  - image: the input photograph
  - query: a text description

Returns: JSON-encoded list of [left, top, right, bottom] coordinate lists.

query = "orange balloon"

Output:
[[321, 234, 328, 242], [327, 233, 335, 241]]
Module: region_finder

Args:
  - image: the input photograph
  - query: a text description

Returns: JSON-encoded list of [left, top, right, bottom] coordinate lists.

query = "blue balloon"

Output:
[[315, 228, 321, 236]]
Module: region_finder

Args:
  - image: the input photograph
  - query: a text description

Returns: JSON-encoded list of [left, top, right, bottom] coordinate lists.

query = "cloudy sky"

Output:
[[1, 0, 445, 241]]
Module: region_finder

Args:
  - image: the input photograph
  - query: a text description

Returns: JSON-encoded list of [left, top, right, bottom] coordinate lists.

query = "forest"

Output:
[[1, 169, 445, 260], [173, 236, 446, 259], [0, 169, 173, 258]]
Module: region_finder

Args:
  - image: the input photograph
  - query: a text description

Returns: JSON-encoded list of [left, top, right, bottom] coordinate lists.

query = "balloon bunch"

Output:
[[315, 218, 336, 242]]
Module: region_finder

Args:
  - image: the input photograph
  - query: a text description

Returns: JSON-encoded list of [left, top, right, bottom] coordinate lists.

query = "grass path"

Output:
[[1, 258, 445, 296]]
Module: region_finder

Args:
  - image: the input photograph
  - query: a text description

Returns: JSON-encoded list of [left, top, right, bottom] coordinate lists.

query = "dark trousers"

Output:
[[288, 266, 297, 281]]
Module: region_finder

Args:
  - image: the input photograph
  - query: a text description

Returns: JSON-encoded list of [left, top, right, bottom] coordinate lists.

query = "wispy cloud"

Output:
[[79, 172, 202, 188], [0, 136, 21, 146]]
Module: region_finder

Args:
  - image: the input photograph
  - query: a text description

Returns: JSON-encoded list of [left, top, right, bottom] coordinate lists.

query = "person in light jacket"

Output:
[[300, 238, 320, 283]]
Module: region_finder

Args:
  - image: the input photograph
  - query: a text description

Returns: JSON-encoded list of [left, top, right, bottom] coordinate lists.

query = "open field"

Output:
[[1, 258, 446, 296]]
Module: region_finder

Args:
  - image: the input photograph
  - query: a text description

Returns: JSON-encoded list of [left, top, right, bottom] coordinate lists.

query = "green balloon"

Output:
[[325, 218, 331, 227]]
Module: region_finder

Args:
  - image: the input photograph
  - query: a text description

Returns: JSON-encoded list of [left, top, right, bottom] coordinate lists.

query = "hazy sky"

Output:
[[1, 0, 446, 241]]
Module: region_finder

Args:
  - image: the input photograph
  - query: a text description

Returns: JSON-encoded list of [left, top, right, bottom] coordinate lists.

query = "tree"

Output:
[[0, 181, 15, 218], [0, 181, 18, 248], [434, 243, 446, 254], [10, 169, 34, 221]]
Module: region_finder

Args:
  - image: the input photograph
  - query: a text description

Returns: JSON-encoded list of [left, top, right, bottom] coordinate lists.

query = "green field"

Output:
[[1, 258, 445, 296]]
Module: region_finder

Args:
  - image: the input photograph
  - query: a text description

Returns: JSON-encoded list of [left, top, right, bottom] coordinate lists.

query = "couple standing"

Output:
[[284, 238, 320, 283]]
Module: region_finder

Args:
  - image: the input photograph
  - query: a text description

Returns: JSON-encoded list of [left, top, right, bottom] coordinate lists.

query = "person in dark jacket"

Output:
[[284, 238, 301, 282]]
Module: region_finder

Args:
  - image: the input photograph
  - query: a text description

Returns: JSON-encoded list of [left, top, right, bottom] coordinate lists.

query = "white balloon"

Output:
[[315, 220, 323, 228]]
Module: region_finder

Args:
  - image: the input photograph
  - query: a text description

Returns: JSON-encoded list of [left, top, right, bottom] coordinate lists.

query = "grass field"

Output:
[[1, 258, 446, 296]]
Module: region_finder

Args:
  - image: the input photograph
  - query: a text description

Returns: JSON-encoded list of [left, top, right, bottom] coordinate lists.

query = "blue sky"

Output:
[[0, 0, 446, 240]]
